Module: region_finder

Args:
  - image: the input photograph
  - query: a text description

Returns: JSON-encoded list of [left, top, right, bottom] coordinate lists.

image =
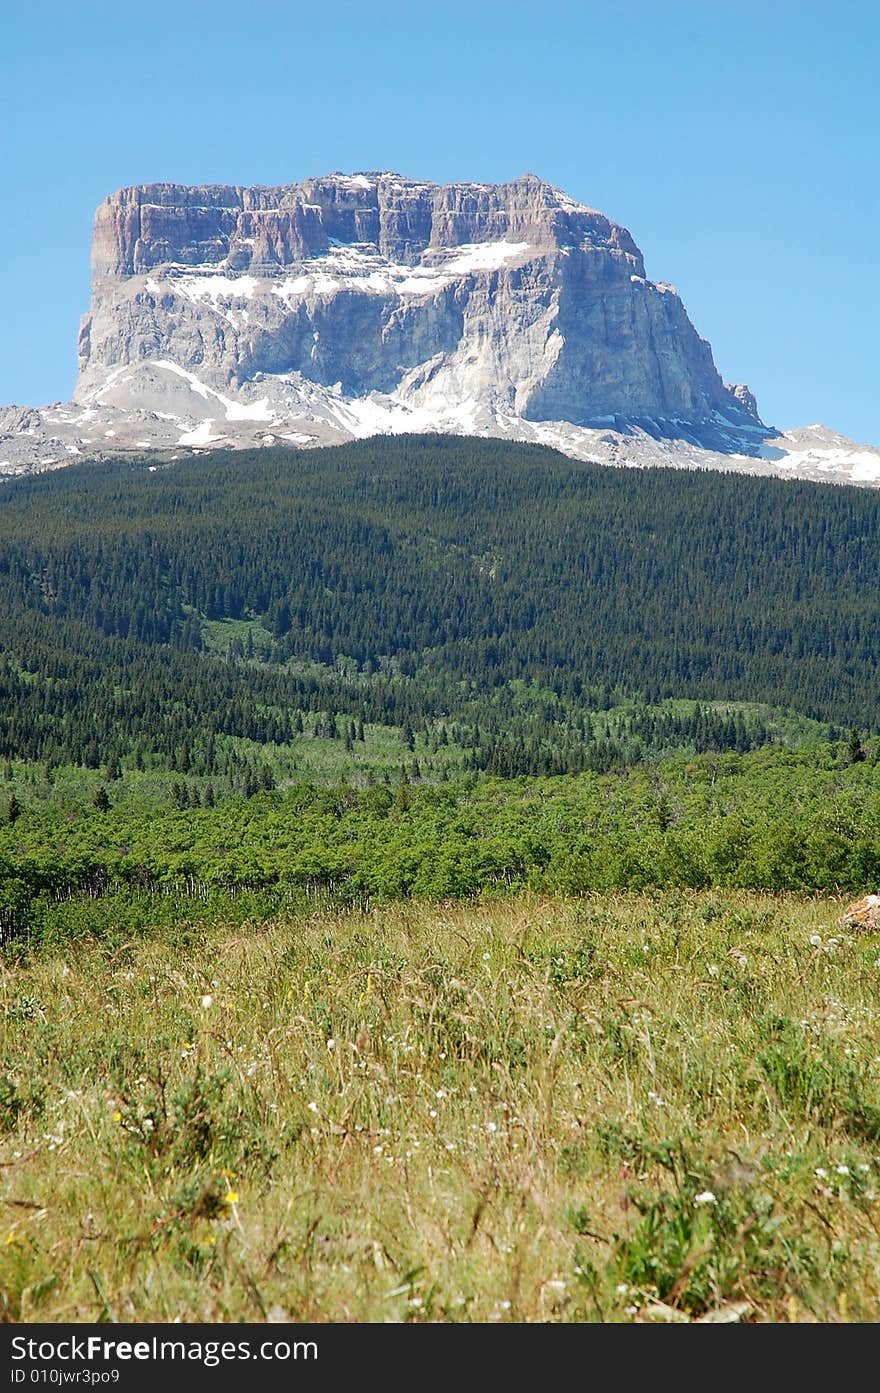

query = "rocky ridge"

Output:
[[2, 172, 879, 487]]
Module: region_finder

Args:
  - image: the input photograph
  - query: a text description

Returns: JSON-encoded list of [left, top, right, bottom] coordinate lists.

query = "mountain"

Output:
[[2, 172, 879, 484], [77, 172, 757, 425]]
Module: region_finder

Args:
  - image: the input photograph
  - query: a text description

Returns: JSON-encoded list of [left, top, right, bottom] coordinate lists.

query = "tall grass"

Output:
[[2, 891, 879, 1323]]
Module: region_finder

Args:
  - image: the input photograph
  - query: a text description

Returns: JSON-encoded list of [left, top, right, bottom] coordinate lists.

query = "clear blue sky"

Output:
[[4, 0, 878, 442]]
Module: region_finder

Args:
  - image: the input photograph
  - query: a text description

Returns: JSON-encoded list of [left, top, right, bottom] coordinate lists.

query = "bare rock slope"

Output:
[[3, 172, 879, 485]]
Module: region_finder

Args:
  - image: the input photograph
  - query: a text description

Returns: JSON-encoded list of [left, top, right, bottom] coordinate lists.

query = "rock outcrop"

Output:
[[75, 172, 759, 429], [838, 895, 880, 932], [4, 170, 880, 487]]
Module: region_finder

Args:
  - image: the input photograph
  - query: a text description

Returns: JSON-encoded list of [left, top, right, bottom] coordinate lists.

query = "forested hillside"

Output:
[[0, 434, 878, 783]]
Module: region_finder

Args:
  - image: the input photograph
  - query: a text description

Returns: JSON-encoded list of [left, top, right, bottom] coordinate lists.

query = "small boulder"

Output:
[[838, 894, 880, 931]]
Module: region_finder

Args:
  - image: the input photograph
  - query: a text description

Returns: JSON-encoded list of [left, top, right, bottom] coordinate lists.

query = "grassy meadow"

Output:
[[3, 890, 880, 1324]]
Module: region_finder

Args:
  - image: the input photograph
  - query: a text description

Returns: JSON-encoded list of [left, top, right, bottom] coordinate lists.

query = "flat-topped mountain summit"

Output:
[[3, 172, 879, 485], [77, 171, 757, 428]]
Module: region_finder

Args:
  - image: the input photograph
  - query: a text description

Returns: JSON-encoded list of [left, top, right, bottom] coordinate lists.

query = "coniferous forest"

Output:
[[1, 434, 879, 766]]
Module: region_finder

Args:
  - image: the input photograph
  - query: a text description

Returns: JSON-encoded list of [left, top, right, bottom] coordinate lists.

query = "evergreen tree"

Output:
[[849, 728, 866, 763]]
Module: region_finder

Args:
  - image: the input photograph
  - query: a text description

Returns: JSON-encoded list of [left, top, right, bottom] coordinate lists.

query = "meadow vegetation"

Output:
[[2, 892, 880, 1323]]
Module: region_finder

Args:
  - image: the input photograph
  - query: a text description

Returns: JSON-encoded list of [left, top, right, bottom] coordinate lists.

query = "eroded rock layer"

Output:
[[76, 172, 758, 428]]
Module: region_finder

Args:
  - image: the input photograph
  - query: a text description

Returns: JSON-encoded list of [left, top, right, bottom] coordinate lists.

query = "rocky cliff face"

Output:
[[75, 172, 759, 429], [10, 170, 879, 488]]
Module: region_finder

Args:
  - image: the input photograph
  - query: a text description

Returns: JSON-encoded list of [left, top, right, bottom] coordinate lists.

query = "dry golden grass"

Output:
[[2, 890, 880, 1323]]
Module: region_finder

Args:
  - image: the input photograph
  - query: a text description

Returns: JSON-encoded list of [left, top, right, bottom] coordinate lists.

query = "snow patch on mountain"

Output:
[[154, 361, 274, 423], [158, 240, 537, 310]]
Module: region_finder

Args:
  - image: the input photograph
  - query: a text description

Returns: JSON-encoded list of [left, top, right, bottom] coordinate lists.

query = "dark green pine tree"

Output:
[[849, 728, 866, 764]]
